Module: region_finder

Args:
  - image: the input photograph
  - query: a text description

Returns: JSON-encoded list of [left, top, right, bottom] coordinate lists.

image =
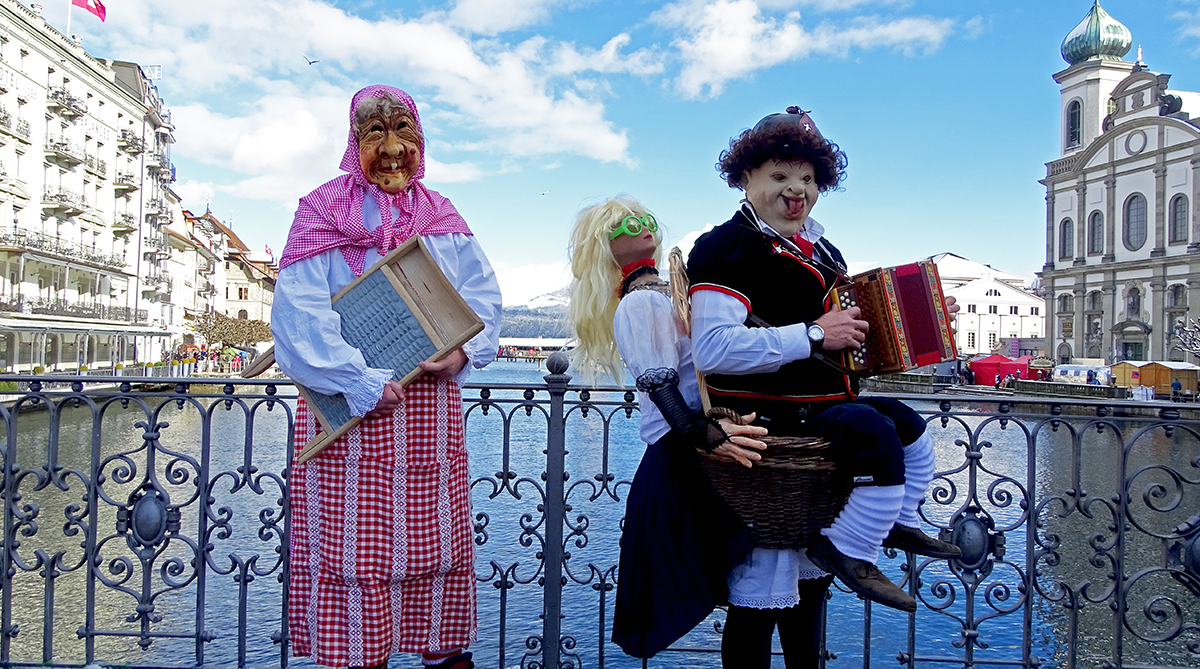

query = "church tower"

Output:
[[1040, 1, 1200, 365], [1054, 1, 1134, 156]]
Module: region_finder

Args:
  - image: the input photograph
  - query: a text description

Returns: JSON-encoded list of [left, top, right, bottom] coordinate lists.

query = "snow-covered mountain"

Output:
[[501, 286, 569, 337]]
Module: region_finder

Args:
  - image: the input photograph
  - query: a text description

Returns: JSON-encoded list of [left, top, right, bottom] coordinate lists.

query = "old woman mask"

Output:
[[354, 92, 423, 193]]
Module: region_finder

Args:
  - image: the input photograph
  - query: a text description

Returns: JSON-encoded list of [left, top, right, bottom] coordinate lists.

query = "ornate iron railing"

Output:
[[0, 229, 126, 270], [0, 359, 1198, 669]]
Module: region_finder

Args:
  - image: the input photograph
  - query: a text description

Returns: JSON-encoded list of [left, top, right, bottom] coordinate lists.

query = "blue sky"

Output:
[[42, 0, 1200, 304]]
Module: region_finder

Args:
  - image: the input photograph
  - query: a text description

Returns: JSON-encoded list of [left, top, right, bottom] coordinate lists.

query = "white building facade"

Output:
[[935, 253, 1045, 356], [0, 0, 181, 371], [1040, 2, 1200, 365]]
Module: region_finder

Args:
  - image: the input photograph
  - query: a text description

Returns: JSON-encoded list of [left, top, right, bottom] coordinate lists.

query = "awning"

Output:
[[0, 316, 170, 337]]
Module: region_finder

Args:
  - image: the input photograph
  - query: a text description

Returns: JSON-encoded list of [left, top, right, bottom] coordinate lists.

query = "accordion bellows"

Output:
[[829, 259, 956, 375]]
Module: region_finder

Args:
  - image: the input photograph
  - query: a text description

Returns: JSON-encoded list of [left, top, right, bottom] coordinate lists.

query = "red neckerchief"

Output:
[[792, 232, 814, 258]]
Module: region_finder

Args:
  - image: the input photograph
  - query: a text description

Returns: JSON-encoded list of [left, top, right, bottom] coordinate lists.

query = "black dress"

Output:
[[613, 428, 753, 658], [609, 286, 753, 658]]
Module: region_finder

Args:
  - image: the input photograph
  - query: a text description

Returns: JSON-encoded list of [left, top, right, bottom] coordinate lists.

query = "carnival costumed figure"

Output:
[[567, 196, 769, 659], [686, 108, 962, 667], [272, 85, 503, 669]]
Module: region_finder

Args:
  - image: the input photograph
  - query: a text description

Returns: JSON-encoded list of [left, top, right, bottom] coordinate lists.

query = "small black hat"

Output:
[[752, 106, 821, 139]]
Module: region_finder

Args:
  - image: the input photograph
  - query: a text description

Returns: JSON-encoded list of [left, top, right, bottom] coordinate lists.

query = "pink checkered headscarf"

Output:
[[279, 85, 471, 275]]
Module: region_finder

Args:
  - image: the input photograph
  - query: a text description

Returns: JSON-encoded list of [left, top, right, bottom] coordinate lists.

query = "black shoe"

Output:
[[882, 524, 962, 559], [426, 652, 473, 669], [807, 536, 916, 612]]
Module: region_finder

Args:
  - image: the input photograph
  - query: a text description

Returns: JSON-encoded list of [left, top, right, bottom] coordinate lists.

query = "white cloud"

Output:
[[493, 261, 571, 306], [758, 0, 912, 10], [963, 15, 986, 39], [1176, 10, 1200, 54], [173, 180, 218, 211], [655, 0, 955, 98], [425, 158, 486, 184], [446, 0, 558, 35], [69, 0, 655, 212]]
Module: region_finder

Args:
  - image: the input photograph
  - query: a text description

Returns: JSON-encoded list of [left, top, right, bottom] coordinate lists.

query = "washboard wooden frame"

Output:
[[262, 236, 483, 463]]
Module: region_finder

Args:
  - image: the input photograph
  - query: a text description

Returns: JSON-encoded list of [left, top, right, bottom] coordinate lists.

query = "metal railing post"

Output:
[[541, 353, 571, 668]]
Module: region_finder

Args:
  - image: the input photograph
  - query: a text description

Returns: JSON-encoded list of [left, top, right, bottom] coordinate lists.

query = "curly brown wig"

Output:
[[717, 124, 847, 192]]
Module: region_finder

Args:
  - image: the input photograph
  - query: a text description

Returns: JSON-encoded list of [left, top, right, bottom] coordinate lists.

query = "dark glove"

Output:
[[638, 368, 728, 451]]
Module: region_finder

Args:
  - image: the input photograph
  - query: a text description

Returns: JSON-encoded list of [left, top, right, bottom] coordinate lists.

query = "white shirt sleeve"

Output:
[[423, 233, 504, 385], [270, 251, 394, 417], [613, 290, 681, 385], [690, 289, 811, 376]]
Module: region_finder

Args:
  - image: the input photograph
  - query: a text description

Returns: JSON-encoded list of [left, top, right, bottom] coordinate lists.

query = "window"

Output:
[[967, 332, 976, 348], [967, 304, 976, 313], [1058, 294, 1074, 313], [1059, 218, 1074, 259], [1010, 306, 1019, 315], [238, 309, 248, 319], [1170, 195, 1189, 243], [988, 333, 997, 348], [1168, 284, 1185, 308], [1088, 211, 1104, 254], [988, 305, 999, 314], [1031, 306, 1039, 316], [1066, 100, 1081, 148], [986, 289, 1001, 296], [1087, 291, 1103, 311], [1124, 194, 1147, 250], [237, 286, 249, 300]]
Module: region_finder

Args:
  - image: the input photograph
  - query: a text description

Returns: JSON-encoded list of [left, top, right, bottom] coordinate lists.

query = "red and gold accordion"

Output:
[[828, 259, 955, 375]]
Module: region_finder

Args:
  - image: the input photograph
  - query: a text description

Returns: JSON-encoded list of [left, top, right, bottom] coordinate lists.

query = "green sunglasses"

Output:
[[609, 213, 659, 240]]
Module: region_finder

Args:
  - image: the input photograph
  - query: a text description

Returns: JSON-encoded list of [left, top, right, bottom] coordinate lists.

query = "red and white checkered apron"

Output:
[[288, 375, 476, 666]]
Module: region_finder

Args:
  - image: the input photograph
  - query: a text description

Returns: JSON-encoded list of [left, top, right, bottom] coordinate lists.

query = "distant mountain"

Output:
[[501, 286, 570, 338]]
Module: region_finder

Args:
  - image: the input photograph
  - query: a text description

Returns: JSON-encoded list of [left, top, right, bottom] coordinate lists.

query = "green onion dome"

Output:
[[1061, 1, 1132, 65]]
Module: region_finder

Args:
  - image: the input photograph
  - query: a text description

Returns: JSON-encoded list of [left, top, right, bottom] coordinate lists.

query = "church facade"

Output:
[[1040, 1, 1200, 364]]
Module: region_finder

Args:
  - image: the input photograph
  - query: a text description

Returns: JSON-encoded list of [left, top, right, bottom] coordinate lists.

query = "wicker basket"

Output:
[[699, 409, 851, 549]]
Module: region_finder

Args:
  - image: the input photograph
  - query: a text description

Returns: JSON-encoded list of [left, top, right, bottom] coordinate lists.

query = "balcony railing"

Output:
[[118, 129, 145, 154], [140, 273, 174, 293], [44, 134, 84, 165], [1047, 155, 1080, 178], [1, 363, 1198, 669], [0, 107, 11, 130], [47, 85, 88, 116], [15, 118, 30, 140], [113, 211, 137, 230], [143, 234, 170, 252], [2, 296, 149, 322], [83, 154, 107, 177], [40, 185, 85, 214], [0, 228, 125, 269], [113, 171, 138, 191]]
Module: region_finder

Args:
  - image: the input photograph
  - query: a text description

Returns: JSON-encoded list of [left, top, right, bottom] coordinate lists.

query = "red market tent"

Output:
[[970, 355, 1034, 385]]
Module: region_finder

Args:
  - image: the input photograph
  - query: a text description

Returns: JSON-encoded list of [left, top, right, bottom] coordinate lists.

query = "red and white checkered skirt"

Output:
[[287, 376, 476, 667]]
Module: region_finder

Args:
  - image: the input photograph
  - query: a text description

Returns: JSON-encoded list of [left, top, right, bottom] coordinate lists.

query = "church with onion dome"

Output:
[[1040, 1, 1200, 365]]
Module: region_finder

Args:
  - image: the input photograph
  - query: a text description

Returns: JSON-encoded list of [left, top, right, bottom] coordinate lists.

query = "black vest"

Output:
[[687, 210, 857, 404]]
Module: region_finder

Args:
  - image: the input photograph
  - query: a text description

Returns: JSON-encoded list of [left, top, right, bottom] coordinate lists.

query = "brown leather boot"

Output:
[[807, 536, 916, 612], [882, 524, 962, 559]]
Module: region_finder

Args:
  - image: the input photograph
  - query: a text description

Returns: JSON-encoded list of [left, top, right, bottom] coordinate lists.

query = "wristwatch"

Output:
[[806, 322, 825, 352]]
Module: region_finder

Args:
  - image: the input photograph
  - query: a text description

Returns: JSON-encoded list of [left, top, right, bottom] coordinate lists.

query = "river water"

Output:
[[3, 361, 1198, 668]]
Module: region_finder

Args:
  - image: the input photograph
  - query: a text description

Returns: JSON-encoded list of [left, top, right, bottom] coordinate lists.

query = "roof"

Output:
[[931, 253, 1028, 287], [185, 210, 249, 252], [1145, 361, 1200, 371]]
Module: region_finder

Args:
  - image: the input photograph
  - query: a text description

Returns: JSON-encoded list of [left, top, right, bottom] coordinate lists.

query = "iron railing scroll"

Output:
[[0, 363, 1199, 669]]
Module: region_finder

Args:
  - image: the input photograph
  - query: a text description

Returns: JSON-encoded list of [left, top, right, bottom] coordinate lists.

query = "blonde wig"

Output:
[[568, 195, 663, 387]]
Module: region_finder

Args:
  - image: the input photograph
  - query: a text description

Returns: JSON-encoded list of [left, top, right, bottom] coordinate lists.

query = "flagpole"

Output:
[[65, 0, 73, 39]]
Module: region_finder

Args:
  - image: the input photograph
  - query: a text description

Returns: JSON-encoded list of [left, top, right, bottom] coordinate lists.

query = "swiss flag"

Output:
[[72, 0, 106, 22]]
